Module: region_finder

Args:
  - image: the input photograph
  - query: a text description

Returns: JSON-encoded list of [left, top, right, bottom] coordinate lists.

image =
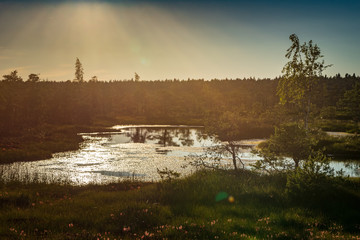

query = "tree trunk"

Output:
[[229, 143, 238, 170], [232, 148, 238, 171], [294, 159, 299, 169]]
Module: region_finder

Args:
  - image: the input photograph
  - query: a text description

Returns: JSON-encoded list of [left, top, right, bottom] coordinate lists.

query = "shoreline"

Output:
[[1, 124, 359, 166]]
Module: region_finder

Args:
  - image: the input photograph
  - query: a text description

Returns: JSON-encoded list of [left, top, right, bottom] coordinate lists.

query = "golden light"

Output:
[[0, 1, 248, 81]]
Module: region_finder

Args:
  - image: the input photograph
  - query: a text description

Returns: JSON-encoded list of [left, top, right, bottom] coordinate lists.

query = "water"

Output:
[[0, 125, 359, 185]]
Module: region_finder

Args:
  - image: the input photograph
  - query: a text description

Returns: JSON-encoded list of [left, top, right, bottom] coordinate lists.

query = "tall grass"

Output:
[[0, 170, 359, 239]]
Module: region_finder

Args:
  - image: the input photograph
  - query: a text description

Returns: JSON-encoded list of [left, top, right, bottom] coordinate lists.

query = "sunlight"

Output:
[[0, 1, 249, 80], [4, 1, 205, 81]]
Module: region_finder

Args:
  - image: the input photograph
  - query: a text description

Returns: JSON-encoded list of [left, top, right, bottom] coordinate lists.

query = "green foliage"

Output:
[[0, 76, 357, 138], [316, 135, 360, 159], [0, 170, 359, 239], [285, 151, 341, 199], [278, 34, 332, 128], [206, 111, 273, 142], [316, 118, 359, 133], [279, 34, 331, 104], [255, 123, 319, 170], [0, 125, 83, 164], [337, 82, 360, 123], [204, 111, 273, 170]]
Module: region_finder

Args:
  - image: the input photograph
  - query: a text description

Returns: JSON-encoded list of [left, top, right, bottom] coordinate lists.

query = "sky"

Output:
[[0, 0, 359, 81]]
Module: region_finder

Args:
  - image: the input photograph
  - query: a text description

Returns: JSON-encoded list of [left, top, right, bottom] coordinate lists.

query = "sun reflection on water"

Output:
[[0, 126, 359, 185]]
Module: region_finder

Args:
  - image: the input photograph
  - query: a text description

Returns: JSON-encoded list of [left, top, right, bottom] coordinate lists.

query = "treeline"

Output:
[[0, 75, 359, 137]]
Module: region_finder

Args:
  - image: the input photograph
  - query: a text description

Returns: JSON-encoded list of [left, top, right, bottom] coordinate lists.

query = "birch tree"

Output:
[[277, 34, 332, 129]]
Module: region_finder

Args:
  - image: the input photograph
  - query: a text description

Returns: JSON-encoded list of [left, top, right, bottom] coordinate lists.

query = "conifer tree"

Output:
[[75, 58, 84, 82]]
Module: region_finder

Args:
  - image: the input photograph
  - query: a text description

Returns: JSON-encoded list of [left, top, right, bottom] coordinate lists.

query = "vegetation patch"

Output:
[[0, 170, 359, 239]]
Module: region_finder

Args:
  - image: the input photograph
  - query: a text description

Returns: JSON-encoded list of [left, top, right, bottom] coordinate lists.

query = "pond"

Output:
[[0, 125, 359, 185]]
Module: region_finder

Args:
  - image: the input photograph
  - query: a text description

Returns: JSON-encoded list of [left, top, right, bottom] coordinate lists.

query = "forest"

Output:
[[0, 70, 359, 165], [0, 74, 359, 137]]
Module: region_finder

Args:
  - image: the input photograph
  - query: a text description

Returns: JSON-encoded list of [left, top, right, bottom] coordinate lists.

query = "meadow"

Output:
[[1, 170, 359, 239]]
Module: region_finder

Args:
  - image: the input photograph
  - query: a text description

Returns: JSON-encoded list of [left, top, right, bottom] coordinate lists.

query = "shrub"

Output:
[[286, 151, 342, 200]]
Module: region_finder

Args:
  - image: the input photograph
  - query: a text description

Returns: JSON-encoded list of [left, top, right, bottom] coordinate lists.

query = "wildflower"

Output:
[[145, 231, 149, 236], [69, 223, 74, 228]]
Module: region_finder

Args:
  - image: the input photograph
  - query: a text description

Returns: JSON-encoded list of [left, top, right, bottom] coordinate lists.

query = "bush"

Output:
[[286, 151, 342, 200]]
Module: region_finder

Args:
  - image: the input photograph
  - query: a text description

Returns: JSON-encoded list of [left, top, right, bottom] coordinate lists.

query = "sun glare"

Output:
[[0, 1, 250, 81]]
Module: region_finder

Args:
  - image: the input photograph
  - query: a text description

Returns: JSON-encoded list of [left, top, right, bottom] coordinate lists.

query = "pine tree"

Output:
[[134, 72, 140, 82], [75, 58, 84, 82]]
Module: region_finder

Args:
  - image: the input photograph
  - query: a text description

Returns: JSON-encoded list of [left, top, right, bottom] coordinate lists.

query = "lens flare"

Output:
[[215, 192, 228, 202]]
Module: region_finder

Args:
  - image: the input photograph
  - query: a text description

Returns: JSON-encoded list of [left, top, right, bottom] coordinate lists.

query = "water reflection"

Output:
[[129, 128, 147, 143], [0, 125, 359, 185], [110, 127, 204, 149]]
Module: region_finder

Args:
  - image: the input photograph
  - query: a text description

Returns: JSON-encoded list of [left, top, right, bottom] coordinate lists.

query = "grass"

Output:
[[0, 119, 204, 165], [316, 118, 360, 133], [0, 124, 117, 164], [0, 170, 359, 239], [316, 135, 360, 159]]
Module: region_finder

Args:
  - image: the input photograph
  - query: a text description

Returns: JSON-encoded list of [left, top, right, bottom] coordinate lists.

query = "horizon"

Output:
[[0, 0, 359, 81]]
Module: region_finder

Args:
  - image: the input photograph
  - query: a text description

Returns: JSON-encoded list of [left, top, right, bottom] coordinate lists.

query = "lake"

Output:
[[0, 125, 359, 185]]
